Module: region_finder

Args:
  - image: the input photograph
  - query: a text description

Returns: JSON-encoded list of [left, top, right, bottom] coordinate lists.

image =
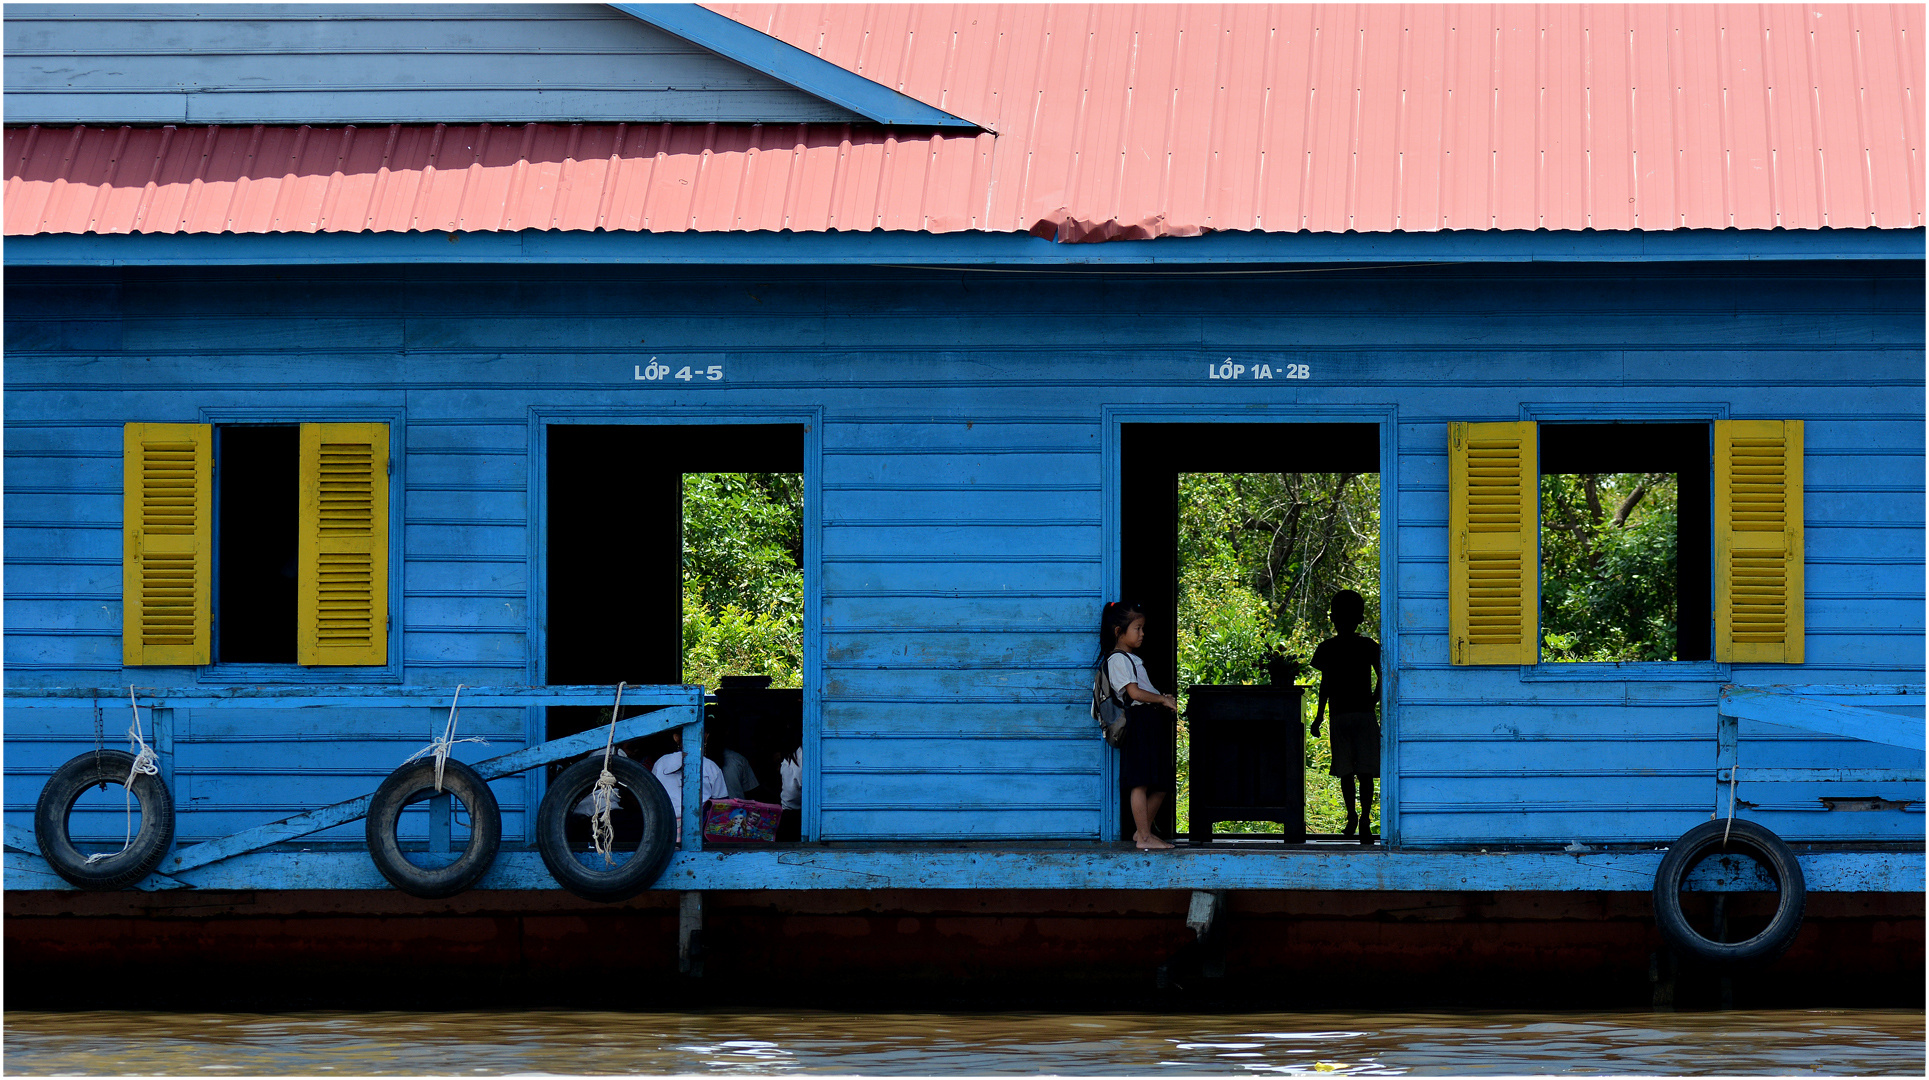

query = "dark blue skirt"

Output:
[[1119, 703, 1175, 794]]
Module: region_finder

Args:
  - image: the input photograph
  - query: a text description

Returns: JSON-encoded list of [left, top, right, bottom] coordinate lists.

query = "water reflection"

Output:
[[4, 1009, 1921, 1075]]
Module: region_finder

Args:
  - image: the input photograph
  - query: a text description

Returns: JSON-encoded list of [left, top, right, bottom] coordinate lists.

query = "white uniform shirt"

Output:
[[1105, 651, 1158, 700], [652, 751, 729, 818], [778, 751, 802, 810]]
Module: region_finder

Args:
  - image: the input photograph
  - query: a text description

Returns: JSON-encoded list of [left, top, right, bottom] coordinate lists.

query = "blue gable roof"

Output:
[[613, 5, 977, 130], [1, 2, 952, 126]]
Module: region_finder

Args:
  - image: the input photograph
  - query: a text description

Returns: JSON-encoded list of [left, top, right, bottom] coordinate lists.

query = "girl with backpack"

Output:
[[1097, 601, 1179, 851]]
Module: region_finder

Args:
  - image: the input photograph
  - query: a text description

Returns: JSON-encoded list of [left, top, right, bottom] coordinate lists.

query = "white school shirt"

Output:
[[652, 751, 729, 818], [1105, 651, 1158, 700], [779, 750, 802, 810]]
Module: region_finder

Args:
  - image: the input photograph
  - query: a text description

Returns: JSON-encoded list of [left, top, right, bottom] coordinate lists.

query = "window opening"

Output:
[[1539, 472, 1679, 661], [215, 425, 299, 663], [1121, 423, 1381, 845], [1539, 424, 1711, 663]]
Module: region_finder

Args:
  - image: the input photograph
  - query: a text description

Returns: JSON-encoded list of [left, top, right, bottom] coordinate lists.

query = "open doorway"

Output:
[[546, 424, 805, 823], [1119, 423, 1381, 843]]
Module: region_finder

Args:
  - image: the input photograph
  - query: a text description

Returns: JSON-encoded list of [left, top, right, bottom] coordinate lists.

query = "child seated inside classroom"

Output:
[[652, 727, 729, 820], [1310, 589, 1382, 844]]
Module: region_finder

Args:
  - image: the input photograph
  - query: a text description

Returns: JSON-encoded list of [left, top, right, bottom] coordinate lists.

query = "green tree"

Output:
[[680, 472, 804, 688], [1174, 472, 1381, 835], [1539, 473, 1678, 662]]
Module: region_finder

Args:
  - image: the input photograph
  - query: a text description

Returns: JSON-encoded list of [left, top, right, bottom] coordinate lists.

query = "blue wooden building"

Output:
[[4, 3, 1922, 999]]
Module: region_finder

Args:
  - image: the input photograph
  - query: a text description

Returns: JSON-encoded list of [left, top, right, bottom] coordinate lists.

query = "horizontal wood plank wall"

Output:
[[821, 416, 1104, 838], [4, 263, 1922, 846], [3, 705, 529, 846], [2, 3, 861, 125]]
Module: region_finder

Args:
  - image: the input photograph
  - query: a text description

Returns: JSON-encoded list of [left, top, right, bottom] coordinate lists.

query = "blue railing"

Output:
[[3, 684, 707, 877]]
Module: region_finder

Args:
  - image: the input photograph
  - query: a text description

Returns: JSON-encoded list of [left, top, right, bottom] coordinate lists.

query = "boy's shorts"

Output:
[[1328, 711, 1381, 778]]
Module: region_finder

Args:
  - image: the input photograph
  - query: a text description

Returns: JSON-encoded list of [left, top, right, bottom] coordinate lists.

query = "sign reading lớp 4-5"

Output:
[[635, 358, 724, 382]]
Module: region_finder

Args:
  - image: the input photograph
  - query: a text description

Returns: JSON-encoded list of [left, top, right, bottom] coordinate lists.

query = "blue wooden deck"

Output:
[[8, 681, 1918, 898], [6, 838, 1919, 894]]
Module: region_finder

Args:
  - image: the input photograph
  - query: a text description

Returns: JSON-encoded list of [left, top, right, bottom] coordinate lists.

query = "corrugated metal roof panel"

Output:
[[6, 4, 1922, 238]]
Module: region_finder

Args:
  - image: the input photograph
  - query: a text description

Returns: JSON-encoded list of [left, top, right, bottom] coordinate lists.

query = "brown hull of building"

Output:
[[7, 889, 1922, 1010]]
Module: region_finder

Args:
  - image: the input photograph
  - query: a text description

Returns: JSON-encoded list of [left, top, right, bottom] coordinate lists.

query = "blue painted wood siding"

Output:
[[4, 262, 1922, 847], [2, 4, 862, 125], [5, 704, 531, 848]]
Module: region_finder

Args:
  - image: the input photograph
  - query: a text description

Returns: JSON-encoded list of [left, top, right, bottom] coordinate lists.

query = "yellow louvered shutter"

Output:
[[123, 423, 212, 666], [1716, 420, 1804, 663], [298, 423, 390, 666], [1449, 421, 1538, 665]]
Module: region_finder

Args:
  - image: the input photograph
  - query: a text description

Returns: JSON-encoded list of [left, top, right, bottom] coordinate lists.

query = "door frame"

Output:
[[530, 406, 825, 839], [1102, 404, 1400, 845]]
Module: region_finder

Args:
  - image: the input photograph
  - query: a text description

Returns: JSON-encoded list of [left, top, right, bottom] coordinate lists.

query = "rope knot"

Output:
[[589, 682, 627, 867], [590, 768, 621, 866], [401, 685, 489, 791], [87, 688, 162, 865]]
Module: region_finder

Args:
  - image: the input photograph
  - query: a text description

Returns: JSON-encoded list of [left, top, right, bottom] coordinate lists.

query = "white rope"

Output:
[[1723, 765, 1739, 846], [85, 687, 163, 865], [589, 682, 626, 867], [401, 684, 490, 792]]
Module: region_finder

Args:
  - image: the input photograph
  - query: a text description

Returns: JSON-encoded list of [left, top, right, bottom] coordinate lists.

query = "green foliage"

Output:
[[1539, 473, 1678, 662], [1176, 473, 1381, 681], [680, 473, 803, 689], [1172, 472, 1381, 836]]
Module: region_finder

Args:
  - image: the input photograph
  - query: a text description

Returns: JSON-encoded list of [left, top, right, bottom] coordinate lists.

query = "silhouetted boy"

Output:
[[1310, 589, 1381, 843]]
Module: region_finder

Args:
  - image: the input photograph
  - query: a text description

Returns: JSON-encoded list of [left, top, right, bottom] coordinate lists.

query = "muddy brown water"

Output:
[[4, 1008, 1922, 1075]]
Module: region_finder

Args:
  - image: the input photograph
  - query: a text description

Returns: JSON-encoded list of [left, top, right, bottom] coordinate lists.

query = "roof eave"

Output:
[[5, 227, 1920, 268]]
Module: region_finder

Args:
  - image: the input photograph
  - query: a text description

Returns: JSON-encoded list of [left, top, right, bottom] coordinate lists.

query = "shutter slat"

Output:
[[1450, 421, 1538, 664], [1715, 420, 1804, 663], [123, 423, 211, 665], [298, 423, 389, 666]]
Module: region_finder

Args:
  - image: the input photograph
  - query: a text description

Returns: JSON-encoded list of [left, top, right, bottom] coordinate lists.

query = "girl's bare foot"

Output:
[[1134, 831, 1174, 851]]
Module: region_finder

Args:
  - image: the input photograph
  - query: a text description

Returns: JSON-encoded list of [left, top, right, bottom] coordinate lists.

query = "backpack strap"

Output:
[[1099, 650, 1132, 708]]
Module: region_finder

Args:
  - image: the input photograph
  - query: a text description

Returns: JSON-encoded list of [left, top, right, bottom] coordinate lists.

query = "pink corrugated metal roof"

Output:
[[6, 4, 1922, 239]]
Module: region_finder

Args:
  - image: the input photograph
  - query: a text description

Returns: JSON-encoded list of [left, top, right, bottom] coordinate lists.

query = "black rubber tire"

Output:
[[1653, 818, 1807, 967], [536, 755, 677, 902], [364, 759, 502, 899], [33, 749, 176, 890]]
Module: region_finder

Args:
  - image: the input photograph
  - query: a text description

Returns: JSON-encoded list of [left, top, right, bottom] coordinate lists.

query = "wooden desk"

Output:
[[1185, 684, 1305, 843]]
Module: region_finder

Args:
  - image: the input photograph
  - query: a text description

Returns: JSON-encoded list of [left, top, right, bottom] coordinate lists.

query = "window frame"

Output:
[[194, 407, 405, 684], [1518, 403, 1730, 680]]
